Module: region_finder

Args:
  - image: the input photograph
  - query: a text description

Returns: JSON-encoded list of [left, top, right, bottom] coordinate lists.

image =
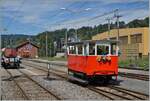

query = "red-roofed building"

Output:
[[16, 41, 39, 58]]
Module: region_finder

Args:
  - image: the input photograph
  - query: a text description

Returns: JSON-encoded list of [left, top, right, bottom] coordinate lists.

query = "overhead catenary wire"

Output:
[[58, 9, 118, 26], [4, 0, 26, 30], [44, 1, 88, 56], [57, 3, 148, 27]]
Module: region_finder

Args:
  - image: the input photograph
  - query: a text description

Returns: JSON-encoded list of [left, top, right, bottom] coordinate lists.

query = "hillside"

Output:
[[1, 34, 35, 48]]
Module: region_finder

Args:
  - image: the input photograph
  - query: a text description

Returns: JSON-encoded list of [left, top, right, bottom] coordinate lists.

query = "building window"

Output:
[[110, 37, 116, 40], [120, 36, 128, 44], [131, 34, 142, 44], [139, 53, 142, 59]]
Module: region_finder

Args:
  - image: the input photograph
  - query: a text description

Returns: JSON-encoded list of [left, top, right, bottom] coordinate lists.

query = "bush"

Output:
[[119, 57, 149, 70]]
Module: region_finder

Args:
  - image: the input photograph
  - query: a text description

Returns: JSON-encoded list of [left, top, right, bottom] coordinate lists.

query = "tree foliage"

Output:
[[1, 17, 149, 57], [127, 17, 149, 28]]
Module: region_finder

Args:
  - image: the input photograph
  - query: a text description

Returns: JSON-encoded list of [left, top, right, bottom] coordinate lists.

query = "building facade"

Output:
[[16, 41, 38, 58], [92, 27, 149, 60]]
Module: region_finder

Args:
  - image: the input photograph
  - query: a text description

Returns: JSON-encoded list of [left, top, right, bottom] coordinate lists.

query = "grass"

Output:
[[40, 56, 67, 61], [119, 57, 149, 70]]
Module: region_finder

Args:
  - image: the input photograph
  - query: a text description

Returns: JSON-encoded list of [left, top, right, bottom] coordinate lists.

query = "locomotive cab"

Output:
[[67, 40, 119, 83]]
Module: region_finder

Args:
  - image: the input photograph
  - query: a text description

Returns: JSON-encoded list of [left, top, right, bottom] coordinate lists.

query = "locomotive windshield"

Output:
[[97, 45, 109, 55]]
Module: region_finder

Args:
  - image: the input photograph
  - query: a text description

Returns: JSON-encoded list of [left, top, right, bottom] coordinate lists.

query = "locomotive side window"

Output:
[[68, 46, 76, 54], [77, 45, 83, 55], [89, 43, 95, 55], [83, 44, 88, 56], [111, 44, 117, 55], [96, 45, 110, 55]]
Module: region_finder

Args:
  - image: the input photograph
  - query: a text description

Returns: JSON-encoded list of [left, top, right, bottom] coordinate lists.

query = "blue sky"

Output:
[[1, 0, 149, 35]]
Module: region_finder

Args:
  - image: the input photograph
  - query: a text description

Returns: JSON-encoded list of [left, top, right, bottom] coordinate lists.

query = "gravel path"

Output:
[[23, 60, 149, 95], [32, 75, 109, 100], [20, 64, 110, 100], [1, 66, 110, 100], [1, 69, 26, 100], [8, 69, 60, 100]]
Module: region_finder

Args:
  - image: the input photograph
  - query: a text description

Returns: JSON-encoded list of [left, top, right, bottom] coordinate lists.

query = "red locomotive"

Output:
[[67, 40, 119, 84], [1, 48, 21, 68]]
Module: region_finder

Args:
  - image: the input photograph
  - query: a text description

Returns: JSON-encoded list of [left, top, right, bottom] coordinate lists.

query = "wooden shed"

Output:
[[16, 41, 39, 58]]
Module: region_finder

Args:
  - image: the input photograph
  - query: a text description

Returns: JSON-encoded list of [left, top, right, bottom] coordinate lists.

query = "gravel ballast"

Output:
[[32, 75, 109, 100]]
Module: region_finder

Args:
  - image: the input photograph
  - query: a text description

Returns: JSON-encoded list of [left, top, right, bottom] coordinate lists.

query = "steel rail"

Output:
[[22, 61, 149, 100], [108, 86, 149, 100], [118, 72, 149, 81], [17, 69, 63, 100], [4, 69, 30, 100], [22, 63, 114, 100], [23, 60, 149, 81], [88, 86, 133, 100]]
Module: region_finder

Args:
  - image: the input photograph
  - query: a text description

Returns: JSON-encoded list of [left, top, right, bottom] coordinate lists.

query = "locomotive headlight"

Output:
[[5, 58, 9, 63], [5, 58, 9, 61]]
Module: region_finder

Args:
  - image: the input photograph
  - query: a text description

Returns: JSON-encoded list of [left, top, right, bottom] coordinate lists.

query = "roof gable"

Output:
[[16, 41, 39, 49]]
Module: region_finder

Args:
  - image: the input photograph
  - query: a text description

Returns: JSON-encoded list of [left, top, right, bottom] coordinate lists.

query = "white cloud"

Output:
[[1, 0, 149, 33], [121, 9, 149, 22], [21, 15, 40, 23], [101, 0, 147, 4]]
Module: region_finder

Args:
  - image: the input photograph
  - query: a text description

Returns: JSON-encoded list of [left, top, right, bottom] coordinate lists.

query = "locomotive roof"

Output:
[[67, 39, 119, 45]]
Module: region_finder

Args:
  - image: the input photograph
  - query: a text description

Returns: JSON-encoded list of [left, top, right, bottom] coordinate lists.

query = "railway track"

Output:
[[24, 60, 149, 81], [4, 69, 62, 100], [22, 61, 149, 100], [118, 72, 149, 81], [4, 69, 29, 100]]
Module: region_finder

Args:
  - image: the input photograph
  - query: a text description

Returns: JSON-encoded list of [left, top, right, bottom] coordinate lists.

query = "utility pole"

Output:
[[75, 26, 78, 42], [114, 9, 122, 56], [97, 26, 99, 34], [65, 29, 68, 54], [75, 29, 77, 42], [114, 9, 122, 41], [53, 41, 57, 56], [10, 34, 13, 48], [45, 32, 48, 57], [106, 18, 111, 40]]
